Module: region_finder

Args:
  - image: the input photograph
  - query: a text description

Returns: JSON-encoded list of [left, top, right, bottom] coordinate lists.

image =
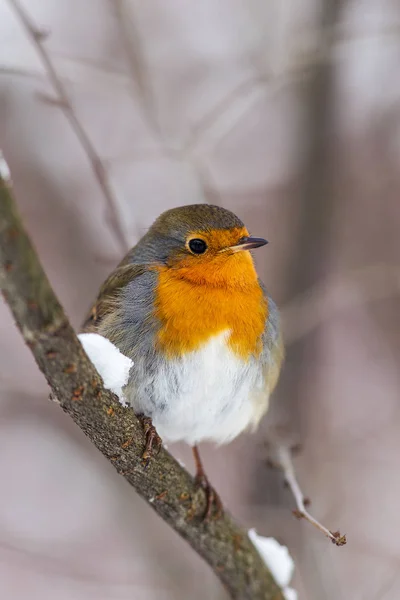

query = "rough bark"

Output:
[[0, 173, 284, 600]]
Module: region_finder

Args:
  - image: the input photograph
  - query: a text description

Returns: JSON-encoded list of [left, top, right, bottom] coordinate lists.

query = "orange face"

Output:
[[153, 226, 268, 359], [166, 226, 260, 289]]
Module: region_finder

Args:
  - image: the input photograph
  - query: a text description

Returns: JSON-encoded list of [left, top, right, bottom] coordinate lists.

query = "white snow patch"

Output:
[[283, 588, 298, 600], [78, 333, 132, 406], [248, 529, 297, 600], [0, 151, 11, 181]]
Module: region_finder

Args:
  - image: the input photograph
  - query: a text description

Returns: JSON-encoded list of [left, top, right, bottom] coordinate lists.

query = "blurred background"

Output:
[[1, 1, 400, 598]]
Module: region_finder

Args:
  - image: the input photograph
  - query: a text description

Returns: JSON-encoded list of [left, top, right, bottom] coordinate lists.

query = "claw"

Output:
[[192, 445, 223, 522], [195, 473, 223, 522], [137, 415, 162, 467]]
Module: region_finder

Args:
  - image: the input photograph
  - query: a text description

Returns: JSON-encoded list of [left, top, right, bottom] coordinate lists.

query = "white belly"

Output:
[[145, 331, 269, 445]]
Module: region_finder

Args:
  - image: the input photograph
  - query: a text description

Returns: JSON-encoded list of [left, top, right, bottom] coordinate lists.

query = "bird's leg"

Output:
[[192, 445, 223, 521], [137, 414, 162, 467]]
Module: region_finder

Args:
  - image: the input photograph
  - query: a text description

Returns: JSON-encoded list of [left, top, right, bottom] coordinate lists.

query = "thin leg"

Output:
[[137, 415, 162, 467], [192, 445, 223, 521]]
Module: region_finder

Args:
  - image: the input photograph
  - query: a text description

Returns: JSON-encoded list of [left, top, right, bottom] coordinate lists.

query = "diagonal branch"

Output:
[[0, 171, 284, 600], [8, 0, 129, 254]]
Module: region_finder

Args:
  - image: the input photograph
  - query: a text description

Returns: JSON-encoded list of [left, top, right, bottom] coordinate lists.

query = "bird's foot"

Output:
[[137, 415, 162, 467], [194, 472, 223, 522]]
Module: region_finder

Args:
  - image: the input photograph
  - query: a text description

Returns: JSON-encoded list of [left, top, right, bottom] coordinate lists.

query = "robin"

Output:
[[83, 204, 284, 519]]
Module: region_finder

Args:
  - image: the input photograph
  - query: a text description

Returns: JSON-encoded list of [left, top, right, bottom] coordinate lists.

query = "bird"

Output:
[[82, 204, 284, 519]]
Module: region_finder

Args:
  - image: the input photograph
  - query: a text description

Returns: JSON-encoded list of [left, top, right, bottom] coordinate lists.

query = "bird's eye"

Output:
[[188, 238, 207, 254]]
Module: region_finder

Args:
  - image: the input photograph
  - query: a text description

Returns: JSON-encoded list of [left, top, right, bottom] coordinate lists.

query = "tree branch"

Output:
[[9, 0, 130, 255], [0, 172, 284, 600]]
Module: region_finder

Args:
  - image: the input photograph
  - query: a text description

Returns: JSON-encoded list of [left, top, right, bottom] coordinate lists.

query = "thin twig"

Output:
[[275, 445, 346, 547], [8, 0, 129, 254], [0, 169, 284, 600]]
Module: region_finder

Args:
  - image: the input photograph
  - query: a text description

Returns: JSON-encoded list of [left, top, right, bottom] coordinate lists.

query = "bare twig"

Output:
[[274, 445, 346, 547], [8, 0, 129, 254], [0, 170, 284, 599]]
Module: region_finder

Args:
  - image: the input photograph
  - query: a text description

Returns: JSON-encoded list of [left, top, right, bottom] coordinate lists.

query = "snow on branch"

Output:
[[249, 529, 298, 600], [78, 333, 132, 405]]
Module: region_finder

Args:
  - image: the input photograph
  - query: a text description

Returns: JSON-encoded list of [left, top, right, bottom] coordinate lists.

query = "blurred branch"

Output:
[[292, 2, 340, 291], [0, 171, 284, 600], [282, 265, 400, 345], [9, 0, 129, 255], [266, 1, 345, 579], [113, 0, 162, 139]]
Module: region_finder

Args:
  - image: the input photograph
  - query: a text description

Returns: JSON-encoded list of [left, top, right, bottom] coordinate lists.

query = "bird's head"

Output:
[[135, 204, 268, 288]]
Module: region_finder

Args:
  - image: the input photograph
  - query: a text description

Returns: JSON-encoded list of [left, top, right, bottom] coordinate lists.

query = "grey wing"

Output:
[[81, 241, 152, 333], [81, 261, 159, 362], [81, 263, 146, 333]]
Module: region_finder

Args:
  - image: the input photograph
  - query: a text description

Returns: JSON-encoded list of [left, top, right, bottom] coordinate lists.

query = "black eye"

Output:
[[188, 238, 207, 254]]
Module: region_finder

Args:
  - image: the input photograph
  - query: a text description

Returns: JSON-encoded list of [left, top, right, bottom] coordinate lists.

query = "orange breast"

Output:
[[153, 254, 268, 360]]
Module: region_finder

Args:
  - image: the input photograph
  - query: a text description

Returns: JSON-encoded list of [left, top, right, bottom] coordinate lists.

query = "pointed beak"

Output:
[[230, 236, 268, 252]]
